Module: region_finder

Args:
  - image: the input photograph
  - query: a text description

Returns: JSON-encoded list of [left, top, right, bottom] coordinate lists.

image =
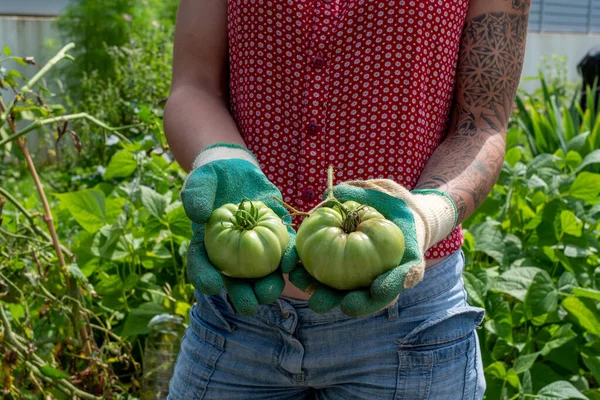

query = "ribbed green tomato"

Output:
[[296, 201, 405, 290], [204, 200, 290, 279]]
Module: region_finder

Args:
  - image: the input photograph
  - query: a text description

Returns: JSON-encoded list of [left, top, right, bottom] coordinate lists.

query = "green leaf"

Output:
[[140, 186, 167, 219], [573, 287, 600, 301], [564, 245, 593, 259], [522, 370, 533, 397], [95, 275, 123, 296], [562, 296, 600, 337], [3, 46, 11, 56], [106, 198, 127, 224], [165, 204, 193, 237], [540, 324, 577, 356], [506, 368, 520, 389], [528, 174, 549, 191], [537, 199, 565, 246], [67, 263, 89, 286], [560, 210, 583, 237], [120, 302, 165, 337], [565, 150, 583, 170], [491, 338, 514, 361], [485, 361, 507, 380], [568, 172, 600, 203], [583, 390, 600, 400], [492, 267, 543, 302], [524, 271, 558, 320], [577, 149, 600, 172], [506, 147, 522, 167], [567, 132, 590, 153], [55, 189, 107, 233], [463, 271, 486, 307], [123, 274, 140, 291], [91, 229, 129, 261], [558, 272, 578, 294], [537, 381, 589, 400], [470, 221, 506, 265], [513, 352, 539, 374], [104, 149, 138, 180], [8, 304, 24, 319], [39, 365, 70, 381], [583, 353, 600, 384], [528, 154, 558, 176], [486, 292, 513, 343]]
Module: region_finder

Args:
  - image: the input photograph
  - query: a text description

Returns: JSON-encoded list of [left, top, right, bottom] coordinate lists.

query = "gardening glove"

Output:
[[181, 143, 298, 316], [290, 179, 457, 318]]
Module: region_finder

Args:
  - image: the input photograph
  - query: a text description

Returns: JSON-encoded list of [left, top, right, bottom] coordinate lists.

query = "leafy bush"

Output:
[[515, 69, 600, 157], [1, 43, 189, 398], [66, 27, 174, 168], [55, 0, 178, 90], [462, 127, 600, 399]]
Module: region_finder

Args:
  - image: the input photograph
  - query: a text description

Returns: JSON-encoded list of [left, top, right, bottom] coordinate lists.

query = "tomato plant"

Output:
[[205, 200, 290, 279]]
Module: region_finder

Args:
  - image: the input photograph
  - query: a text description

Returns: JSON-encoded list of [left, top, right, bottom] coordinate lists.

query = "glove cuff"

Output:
[[411, 189, 458, 249], [191, 143, 260, 170]]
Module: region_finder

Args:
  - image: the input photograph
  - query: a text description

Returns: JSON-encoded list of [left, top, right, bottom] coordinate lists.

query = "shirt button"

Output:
[[301, 188, 316, 203], [307, 121, 322, 135], [312, 56, 326, 69], [322, 0, 333, 3]]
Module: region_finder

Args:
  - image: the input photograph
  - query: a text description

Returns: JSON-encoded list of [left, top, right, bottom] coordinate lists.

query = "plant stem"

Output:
[[0, 185, 73, 259], [0, 302, 28, 354], [12, 136, 93, 356], [0, 113, 134, 148], [0, 43, 75, 129], [4, 342, 101, 400], [273, 165, 348, 221], [16, 138, 68, 284]]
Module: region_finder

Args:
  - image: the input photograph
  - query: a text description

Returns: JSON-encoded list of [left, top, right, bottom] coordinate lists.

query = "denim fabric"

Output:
[[168, 250, 486, 400]]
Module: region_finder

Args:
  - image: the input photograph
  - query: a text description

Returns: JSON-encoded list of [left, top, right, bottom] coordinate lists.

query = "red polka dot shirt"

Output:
[[227, 0, 470, 259]]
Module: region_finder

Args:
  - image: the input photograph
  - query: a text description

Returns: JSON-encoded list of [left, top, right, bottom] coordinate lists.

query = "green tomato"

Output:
[[296, 201, 405, 290], [204, 200, 290, 279]]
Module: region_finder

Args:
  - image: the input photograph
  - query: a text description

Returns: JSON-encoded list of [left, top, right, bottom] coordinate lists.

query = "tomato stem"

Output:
[[272, 165, 363, 231], [231, 198, 259, 231]]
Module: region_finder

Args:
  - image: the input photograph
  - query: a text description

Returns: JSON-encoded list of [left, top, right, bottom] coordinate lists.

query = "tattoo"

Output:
[[459, 12, 528, 133], [511, 0, 529, 12], [416, 8, 529, 222], [454, 106, 478, 137]]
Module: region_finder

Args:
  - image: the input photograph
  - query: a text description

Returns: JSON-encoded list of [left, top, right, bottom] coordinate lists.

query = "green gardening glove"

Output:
[[181, 143, 298, 316], [290, 179, 458, 318]]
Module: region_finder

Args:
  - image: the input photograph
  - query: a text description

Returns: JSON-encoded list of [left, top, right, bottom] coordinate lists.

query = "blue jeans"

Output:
[[168, 250, 486, 399]]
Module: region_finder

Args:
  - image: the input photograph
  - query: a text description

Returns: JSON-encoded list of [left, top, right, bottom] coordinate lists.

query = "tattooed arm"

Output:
[[414, 0, 531, 222]]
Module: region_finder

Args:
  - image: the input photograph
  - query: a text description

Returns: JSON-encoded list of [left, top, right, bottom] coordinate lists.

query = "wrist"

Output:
[[191, 143, 260, 170], [411, 189, 458, 248]]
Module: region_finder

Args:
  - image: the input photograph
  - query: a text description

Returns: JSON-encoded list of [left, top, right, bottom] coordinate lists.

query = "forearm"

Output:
[[415, 1, 531, 223], [163, 85, 246, 172], [415, 124, 505, 223]]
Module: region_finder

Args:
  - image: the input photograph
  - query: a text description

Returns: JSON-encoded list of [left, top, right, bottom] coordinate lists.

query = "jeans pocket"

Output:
[[394, 307, 486, 400], [168, 317, 225, 400], [396, 332, 483, 400]]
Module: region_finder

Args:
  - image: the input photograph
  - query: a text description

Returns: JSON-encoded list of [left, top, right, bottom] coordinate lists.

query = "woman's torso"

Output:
[[226, 1, 470, 298]]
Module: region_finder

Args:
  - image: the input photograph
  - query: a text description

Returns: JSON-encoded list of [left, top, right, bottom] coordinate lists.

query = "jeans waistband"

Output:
[[203, 249, 465, 324]]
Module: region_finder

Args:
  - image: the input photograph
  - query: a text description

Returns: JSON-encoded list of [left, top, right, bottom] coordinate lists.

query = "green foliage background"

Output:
[[0, 2, 599, 399]]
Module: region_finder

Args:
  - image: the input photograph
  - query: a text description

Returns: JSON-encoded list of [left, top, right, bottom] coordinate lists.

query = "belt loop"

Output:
[[387, 299, 399, 321]]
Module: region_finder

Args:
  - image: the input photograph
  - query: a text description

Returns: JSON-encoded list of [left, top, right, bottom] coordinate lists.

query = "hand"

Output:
[[181, 144, 298, 316], [289, 179, 457, 318]]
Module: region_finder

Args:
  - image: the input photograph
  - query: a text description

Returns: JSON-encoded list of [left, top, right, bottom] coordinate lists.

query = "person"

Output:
[[578, 45, 600, 112], [164, 0, 531, 398]]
